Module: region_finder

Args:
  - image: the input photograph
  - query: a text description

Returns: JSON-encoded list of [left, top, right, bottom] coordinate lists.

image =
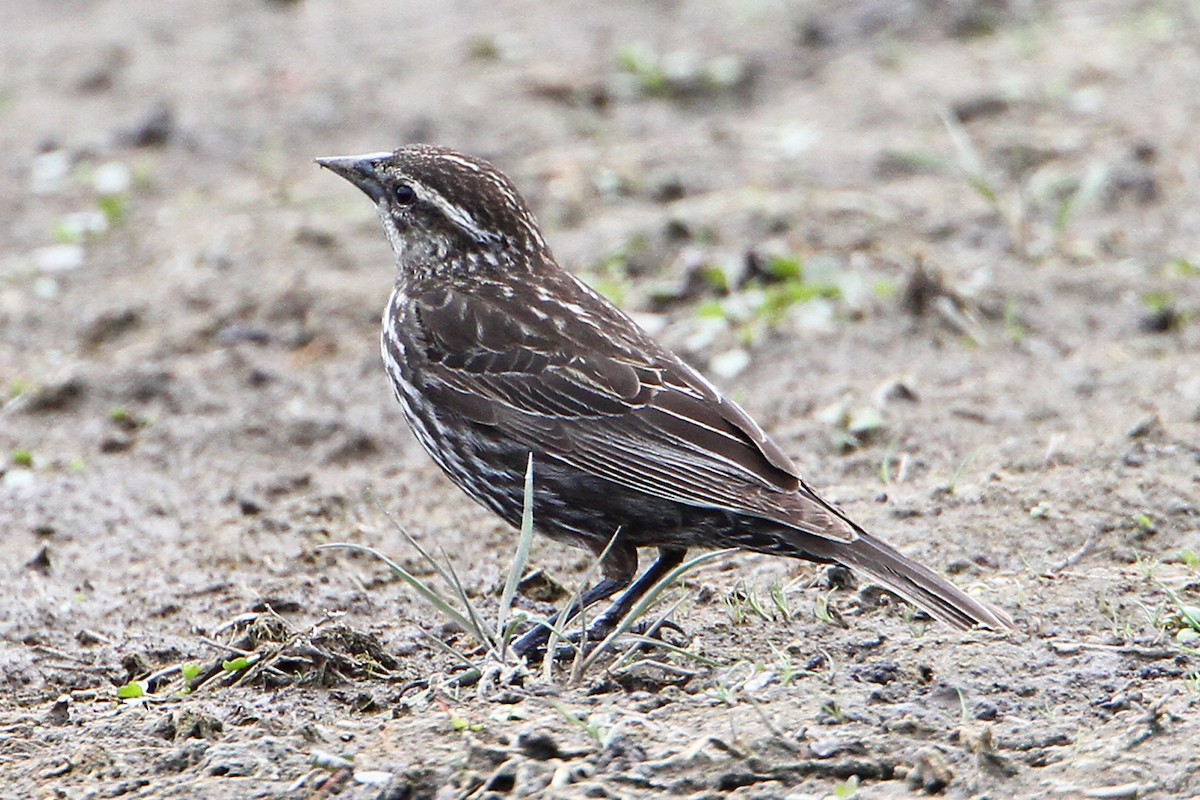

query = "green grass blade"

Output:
[[547, 526, 624, 681], [614, 634, 724, 670], [317, 543, 490, 646], [498, 454, 536, 653], [438, 548, 498, 650]]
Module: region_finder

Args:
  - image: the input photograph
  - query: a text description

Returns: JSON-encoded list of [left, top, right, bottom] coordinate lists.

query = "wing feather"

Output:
[[409, 286, 855, 542]]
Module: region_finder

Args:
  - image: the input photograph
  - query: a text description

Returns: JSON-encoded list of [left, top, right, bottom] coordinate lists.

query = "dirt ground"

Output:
[[2, 1, 1199, 798]]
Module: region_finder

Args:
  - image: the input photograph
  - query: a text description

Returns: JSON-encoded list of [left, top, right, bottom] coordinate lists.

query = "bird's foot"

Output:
[[402, 655, 530, 703], [511, 616, 687, 663]]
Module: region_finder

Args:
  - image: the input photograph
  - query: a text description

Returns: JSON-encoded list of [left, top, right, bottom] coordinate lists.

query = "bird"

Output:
[[316, 144, 1014, 655]]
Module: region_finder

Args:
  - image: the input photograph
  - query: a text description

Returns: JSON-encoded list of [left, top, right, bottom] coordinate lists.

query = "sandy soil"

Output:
[[2, 1, 1199, 798]]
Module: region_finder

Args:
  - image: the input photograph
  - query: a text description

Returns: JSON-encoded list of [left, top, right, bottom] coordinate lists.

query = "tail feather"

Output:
[[820, 530, 1013, 631]]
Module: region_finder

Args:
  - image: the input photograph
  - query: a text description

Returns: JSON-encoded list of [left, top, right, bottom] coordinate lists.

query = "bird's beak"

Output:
[[314, 152, 393, 203]]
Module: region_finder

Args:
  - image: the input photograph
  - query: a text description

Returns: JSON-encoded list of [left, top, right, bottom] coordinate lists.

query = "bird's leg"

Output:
[[575, 547, 687, 649], [511, 541, 638, 658], [510, 575, 630, 658]]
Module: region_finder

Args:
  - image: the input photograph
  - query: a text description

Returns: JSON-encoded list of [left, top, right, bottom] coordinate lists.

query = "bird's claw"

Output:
[[512, 616, 689, 663]]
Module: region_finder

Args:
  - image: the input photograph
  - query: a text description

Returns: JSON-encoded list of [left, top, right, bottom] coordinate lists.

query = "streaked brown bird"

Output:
[[317, 145, 1013, 655]]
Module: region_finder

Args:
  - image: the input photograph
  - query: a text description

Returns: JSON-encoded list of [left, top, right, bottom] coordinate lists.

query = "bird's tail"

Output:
[[817, 529, 1014, 631]]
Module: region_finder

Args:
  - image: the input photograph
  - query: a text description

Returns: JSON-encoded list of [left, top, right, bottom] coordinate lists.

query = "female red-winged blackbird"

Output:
[[317, 145, 1013, 655]]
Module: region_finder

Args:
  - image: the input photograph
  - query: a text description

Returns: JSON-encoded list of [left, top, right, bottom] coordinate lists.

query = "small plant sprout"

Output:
[[769, 581, 792, 621], [943, 450, 979, 495], [820, 697, 845, 724], [879, 441, 909, 486], [768, 643, 800, 687], [117, 680, 146, 700], [726, 581, 772, 623], [1052, 162, 1107, 237], [222, 654, 259, 673], [813, 590, 848, 628], [1163, 259, 1197, 278], [449, 715, 484, 733], [551, 701, 608, 746], [831, 775, 861, 799]]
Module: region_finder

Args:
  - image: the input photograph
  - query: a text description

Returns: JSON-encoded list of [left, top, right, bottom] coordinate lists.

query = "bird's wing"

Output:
[[397, 285, 857, 541]]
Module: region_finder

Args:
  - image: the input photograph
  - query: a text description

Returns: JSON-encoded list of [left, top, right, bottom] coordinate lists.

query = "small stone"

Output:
[[519, 569, 568, 604], [951, 95, 1010, 122], [30, 150, 71, 195], [79, 308, 140, 346], [77, 629, 108, 646], [237, 495, 265, 516], [120, 100, 174, 147], [216, 326, 272, 346], [822, 564, 855, 590], [44, 695, 71, 726], [25, 545, 52, 574], [117, 365, 173, 402], [907, 746, 953, 794], [121, 652, 151, 680], [23, 377, 87, 413], [1083, 783, 1142, 800], [73, 44, 128, 92], [518, 729, 563, 760], [876, 376, 920, 405], [321, 431, 380, 464], [35, 244, 85, 273], [809, 738, 864, 759], [92, 161, 132, 195], [99, 433, 134, 453], [709, 349, 750, 380], [160, 710, 224, 741], [1126, 416, 1163, 439], [851, 662, 900, 685]]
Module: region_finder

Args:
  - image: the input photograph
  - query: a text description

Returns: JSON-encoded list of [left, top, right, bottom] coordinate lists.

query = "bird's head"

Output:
[[316, 145, 548, 281]]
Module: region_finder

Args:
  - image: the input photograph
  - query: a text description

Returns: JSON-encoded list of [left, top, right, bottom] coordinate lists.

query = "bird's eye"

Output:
[[393, 184, 417, 205]]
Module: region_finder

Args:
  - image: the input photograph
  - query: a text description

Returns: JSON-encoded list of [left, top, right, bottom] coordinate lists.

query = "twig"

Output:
[[1044, 526, 1100, 575]]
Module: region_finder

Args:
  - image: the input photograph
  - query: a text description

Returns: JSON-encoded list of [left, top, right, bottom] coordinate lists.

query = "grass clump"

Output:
[[322, 455, 728, 685]]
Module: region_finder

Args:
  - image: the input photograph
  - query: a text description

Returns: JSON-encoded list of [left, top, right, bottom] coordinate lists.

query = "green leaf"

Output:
[[222, 654, 259, 672], [767, 256, 803, 281], [97, 194, 128, 226], [117, 681, 146, 699]]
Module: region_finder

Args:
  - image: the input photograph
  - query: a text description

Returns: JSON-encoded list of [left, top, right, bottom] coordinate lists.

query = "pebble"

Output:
[[22, 377, 87, 413], [518, 729, 563, 761], [907, 746, 953, 793], [808, 737, 863, 759], [35, 244, 85, 273], [79, 308, 140, 346], [93, 161, 132, 195], [30, 150, 71, 195], [121, 99, 174, 147], [709, 348, 750, 379], [59, 210, 109, 238], [1083, 783, 1142, 800]]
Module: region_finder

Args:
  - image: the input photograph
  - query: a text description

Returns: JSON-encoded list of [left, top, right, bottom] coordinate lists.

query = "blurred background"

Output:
[[2, 1, 1198, 796]]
